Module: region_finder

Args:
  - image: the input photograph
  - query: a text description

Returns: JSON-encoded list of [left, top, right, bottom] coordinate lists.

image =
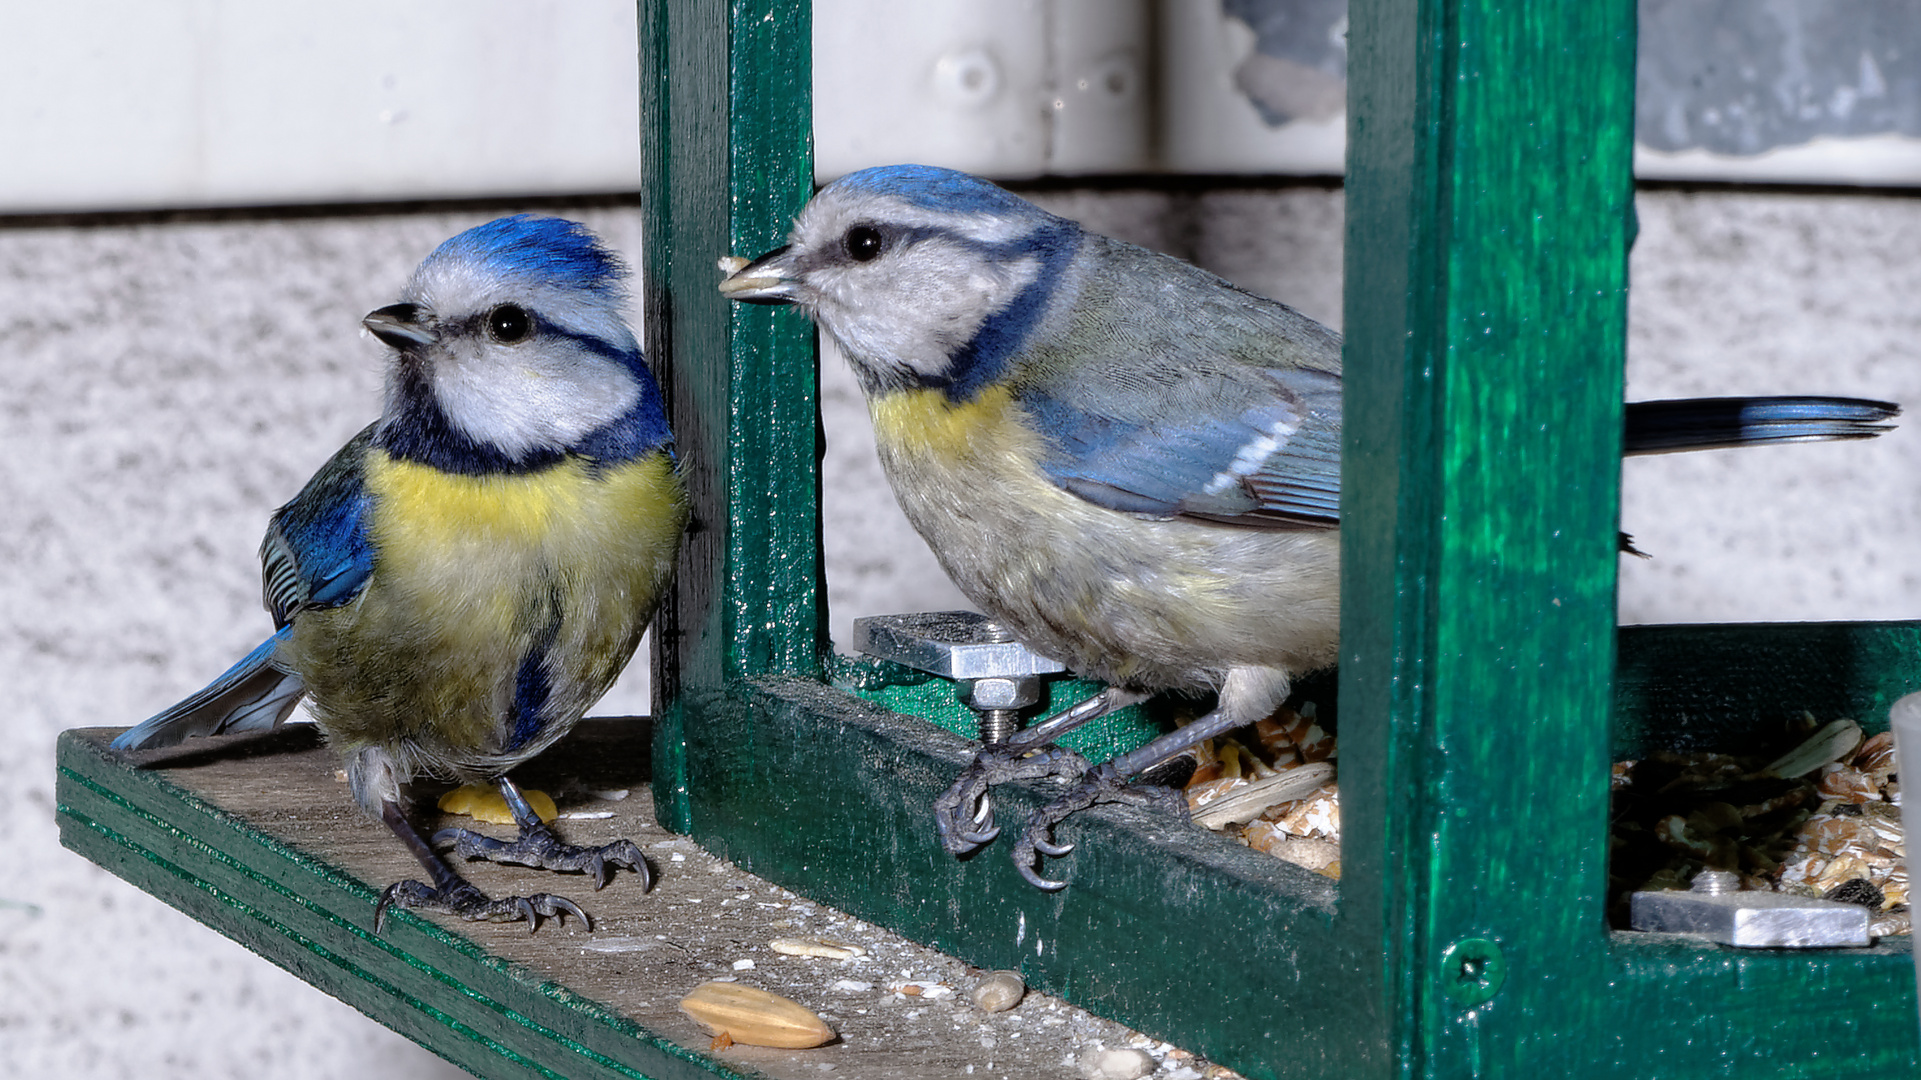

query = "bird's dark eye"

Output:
[[844, 225, 884, 262], [487, 303, 532, 343]]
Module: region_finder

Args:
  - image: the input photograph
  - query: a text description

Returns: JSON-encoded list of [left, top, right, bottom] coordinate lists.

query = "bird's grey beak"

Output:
[[363, 302, 438, 348], [717, 246, 801, 305]]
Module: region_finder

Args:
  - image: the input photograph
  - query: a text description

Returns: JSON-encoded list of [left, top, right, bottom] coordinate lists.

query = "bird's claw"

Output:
[[433, 822, 653, 891], [933, 744, 1090, 856], [943, 796, 1001, 851], [1009, 762, 1141, 890], [375, 878, 590, 935], [932, 769, 999, 854]]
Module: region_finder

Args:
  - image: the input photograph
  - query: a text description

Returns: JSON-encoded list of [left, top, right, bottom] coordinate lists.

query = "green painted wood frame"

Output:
[[652, 0, 1921, 1076]]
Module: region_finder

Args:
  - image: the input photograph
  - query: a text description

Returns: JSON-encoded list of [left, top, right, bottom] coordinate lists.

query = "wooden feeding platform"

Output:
[[58, 717, 1226, 1080]]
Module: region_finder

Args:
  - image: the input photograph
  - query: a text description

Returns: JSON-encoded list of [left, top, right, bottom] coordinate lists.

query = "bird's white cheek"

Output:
[[428, 345, 638, 456], [812, 278, 988, 382]]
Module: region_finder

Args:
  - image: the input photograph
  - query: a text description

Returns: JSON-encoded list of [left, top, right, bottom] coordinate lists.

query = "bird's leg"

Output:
[[374, 798, 589, 934], [933, 686, 1150, 856], [1011, 667, 1290, 889], [433, 775, 652, 891]]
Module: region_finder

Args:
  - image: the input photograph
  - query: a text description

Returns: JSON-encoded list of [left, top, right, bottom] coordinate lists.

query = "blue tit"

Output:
[[720, 164, 1899, 889], [115, 215, 688, 930]]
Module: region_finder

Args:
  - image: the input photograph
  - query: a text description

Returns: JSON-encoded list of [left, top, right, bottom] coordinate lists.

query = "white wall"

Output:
[[2, 1, 642, 212], [10, 1, 1921, 215]]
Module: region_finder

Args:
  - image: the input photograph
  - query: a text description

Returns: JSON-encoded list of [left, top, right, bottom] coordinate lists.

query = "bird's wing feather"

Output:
[[109, 629, 306, 750], [1014, 238, 1343, 528], [261, 424, 378, 626], [1021, 367, 1341, 526]]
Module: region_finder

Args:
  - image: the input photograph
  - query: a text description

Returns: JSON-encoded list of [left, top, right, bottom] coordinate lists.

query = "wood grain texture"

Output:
[[1343, 1, 1636, 1070], [671, 677, 1378, 1078], [60, 721, 1213, 1080], [1616, 621, 1921, 754], [641, 0, 822, 835], [58, 724, 742, 1080]]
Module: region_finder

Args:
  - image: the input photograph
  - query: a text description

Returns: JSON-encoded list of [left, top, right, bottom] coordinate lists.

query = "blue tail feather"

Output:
[[1624, 396, 1899, 455], [112, 627, 307, 751]]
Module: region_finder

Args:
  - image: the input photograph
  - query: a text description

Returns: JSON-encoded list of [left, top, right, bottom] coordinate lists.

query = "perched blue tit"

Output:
[[720, 164, 1899, 889], [115, 216, 688, 929]]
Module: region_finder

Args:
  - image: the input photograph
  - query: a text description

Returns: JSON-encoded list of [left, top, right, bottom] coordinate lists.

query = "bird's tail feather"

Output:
[[111, 628, 307, 751], [1623, 396, 1900, 455]]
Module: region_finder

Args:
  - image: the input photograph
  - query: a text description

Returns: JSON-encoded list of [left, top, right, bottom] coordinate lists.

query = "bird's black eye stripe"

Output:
[[487, 303, 533, 343], [844, 225, 885, 262]]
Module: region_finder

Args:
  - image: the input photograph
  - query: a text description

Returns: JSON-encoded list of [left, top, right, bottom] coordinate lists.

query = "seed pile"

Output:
[[1186, 710, 1908, 939]]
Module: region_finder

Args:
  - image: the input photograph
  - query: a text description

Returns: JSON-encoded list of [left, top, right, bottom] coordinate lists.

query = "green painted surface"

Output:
[[1340, 2, 1920, 1075], [646, 0, 1921, 1074], [1616, 621, 1921, 753], [1341, 1, 1636, 1071], [827, 654, 1175, 760], [672, 660, 1921, 1079], [680, 678, 1377, 1078], [642, 0, 822, 835]]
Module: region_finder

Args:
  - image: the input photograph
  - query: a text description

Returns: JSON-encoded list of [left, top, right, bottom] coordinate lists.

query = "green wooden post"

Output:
[[640, 0, 822, 834], [635, 0, 1920, 1075], [1344, 2, 1919, 1074], [1342, 0, 1634, 1072]]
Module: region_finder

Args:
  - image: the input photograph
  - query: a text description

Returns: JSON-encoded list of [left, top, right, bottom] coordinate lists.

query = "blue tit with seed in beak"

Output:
[[722, 164, 1898, 889]]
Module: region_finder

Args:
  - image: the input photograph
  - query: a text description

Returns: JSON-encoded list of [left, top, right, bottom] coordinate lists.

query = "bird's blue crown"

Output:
[[831, 165, 1047, 220], [424, 215, 628, 298]]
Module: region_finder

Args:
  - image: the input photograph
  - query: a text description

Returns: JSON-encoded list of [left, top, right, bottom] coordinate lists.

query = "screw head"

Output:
[[1438, 937, 1507, 1007]]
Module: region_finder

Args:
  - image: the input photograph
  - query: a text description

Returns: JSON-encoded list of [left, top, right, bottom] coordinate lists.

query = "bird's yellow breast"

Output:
[[868, 384, 1033, 464], [289, 448, 686, 761], [861, 381, 1340, 688], [365, 451, 682, 557]]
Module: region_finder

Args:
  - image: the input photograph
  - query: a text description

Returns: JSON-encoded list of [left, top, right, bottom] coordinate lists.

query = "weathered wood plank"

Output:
[[680, 677, 1376, 1076], [61, 720, 1234, 1080], [59, 724, 747, 1080]]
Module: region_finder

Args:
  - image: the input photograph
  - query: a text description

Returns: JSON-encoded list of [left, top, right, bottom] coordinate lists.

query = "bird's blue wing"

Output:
[[1020, 366, 1342, 527], [110, 628, 306, 750], [262, 424, 378, 626], [1006, 236, 1345, 528], [113, 427, 378, 753]]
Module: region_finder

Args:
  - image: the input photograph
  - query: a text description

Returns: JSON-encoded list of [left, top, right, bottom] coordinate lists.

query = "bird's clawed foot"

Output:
[[933, 744, 1091, 856], [433, 821, 654, 892], [1010, 763, 1188, 890], [375, 877, 589, 935]]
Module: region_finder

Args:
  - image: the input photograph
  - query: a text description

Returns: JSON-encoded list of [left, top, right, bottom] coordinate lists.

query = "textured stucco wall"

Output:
[[1619, 191, 1921, 621], [5, 185, 1918, 1078]]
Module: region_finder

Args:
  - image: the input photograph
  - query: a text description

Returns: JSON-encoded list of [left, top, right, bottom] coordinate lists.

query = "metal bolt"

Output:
[[962, 620, 1021, 743], [1689, 869, 1741, 895], [851, 611, 1066, 745]]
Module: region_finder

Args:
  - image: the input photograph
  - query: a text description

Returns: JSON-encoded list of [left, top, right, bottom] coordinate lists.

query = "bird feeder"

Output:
[[643, 1, 1921, 1075], [59, 1, 1921, 1076]]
